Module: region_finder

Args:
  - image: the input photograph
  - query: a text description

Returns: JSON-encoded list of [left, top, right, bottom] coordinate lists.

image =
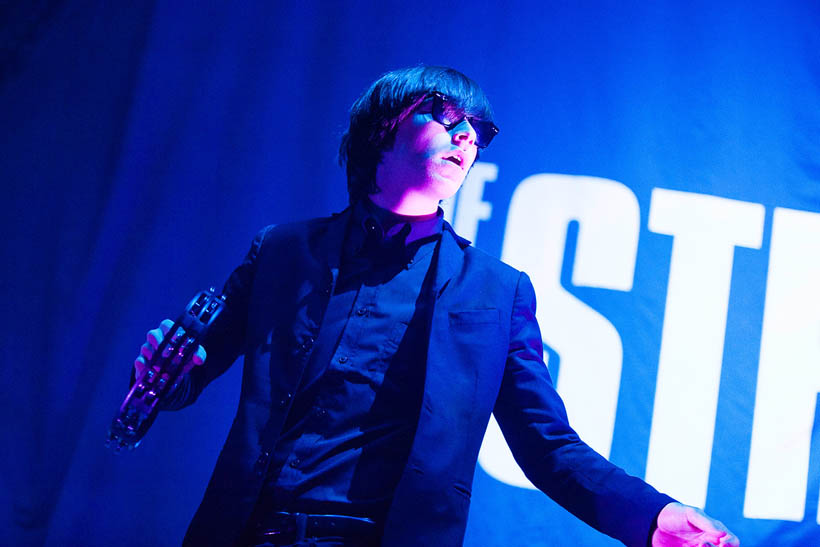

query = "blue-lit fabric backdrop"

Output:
[[3, 1, 819, 545]]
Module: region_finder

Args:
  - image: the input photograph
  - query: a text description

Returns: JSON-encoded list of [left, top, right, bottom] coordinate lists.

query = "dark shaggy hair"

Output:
[[339, 66, 494, 204]]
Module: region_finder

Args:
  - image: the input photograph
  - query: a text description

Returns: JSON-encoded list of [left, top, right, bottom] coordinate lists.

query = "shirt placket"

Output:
[[278, 284, 380, 481]]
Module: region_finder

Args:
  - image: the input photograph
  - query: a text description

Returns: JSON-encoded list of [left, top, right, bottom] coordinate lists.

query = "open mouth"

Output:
[[443, 153, 463, 167]]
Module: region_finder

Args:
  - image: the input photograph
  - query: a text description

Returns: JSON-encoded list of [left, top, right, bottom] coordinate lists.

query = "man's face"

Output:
[[375, 101, 478, 206]]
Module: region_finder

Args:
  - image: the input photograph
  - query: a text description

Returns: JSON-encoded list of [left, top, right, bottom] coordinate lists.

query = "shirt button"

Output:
[[338, 355, 348, 363], [301, 337, 314, 351], [255, 451, 270, 476], [356, 307, 367, 316], [290, 458, 300, 468]]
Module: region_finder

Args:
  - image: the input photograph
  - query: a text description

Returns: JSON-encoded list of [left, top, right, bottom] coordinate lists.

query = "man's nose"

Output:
[[452, 119, 476, 147]]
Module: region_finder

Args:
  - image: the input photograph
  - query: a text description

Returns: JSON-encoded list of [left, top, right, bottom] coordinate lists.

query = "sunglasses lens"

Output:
[[431, 92, 499, 148], [473, 120, 499, 148], [432, 95, 462, 126]]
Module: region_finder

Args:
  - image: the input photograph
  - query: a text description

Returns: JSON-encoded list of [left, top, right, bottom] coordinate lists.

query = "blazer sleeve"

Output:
[[492, 271, 675, 547], [159, 225, 274, 410]]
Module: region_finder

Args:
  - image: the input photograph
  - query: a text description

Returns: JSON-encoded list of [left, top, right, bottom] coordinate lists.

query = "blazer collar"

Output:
[[313, 206, 352, 274], [313, 207, 470, 299], [434, 220, 470, 299]]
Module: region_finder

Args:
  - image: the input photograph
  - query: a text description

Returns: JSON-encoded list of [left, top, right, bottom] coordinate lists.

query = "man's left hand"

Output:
[[652, 502, 740, 547]]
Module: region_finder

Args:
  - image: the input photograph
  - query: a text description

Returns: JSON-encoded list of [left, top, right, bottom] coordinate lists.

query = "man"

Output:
[[136, 66, 739, 546]]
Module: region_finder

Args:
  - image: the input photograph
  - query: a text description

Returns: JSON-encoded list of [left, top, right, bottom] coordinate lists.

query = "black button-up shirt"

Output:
[[257, 198, 443, 523]]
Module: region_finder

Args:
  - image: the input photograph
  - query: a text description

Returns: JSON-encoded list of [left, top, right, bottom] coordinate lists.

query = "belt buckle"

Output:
[[259, 527, 298, 545], [258, 512, 303, 545]]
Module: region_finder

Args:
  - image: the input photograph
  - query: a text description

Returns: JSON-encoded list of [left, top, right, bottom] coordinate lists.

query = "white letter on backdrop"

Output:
[[744, 207, 820, 522], [645, 189, 764, 507]]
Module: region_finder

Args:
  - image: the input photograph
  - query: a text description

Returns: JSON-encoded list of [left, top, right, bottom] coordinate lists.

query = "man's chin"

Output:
[[430, 173, 465, 200]]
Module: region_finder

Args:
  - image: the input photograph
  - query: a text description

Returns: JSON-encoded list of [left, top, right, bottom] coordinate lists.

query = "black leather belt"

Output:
[[250, 511, 380, 546]]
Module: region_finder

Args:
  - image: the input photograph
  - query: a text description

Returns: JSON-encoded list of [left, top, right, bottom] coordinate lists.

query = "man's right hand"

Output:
[[134, 318, 207, 378]]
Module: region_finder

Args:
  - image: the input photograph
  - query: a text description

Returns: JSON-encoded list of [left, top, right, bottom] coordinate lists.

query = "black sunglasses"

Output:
[[428, 91, 499, 149]]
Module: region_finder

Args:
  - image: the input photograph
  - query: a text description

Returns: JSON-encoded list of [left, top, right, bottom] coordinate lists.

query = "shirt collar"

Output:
[[354, 197, 444, 247]]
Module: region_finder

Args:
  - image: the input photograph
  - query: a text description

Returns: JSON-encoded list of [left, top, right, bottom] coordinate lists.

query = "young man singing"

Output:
[[136, 66, 739, 547]]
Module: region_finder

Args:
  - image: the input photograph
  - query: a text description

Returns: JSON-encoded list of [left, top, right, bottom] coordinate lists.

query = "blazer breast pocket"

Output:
[[448, 308, 500, 326]]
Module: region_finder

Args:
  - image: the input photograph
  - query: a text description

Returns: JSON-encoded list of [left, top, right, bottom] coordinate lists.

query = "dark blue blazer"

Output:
[[169, 208, 673, 546]]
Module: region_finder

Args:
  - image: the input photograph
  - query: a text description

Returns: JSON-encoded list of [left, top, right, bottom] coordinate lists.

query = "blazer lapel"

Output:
[[310, 207, 352, 291], [382, 221, 473, 545], [433, 220, 470, 300]]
